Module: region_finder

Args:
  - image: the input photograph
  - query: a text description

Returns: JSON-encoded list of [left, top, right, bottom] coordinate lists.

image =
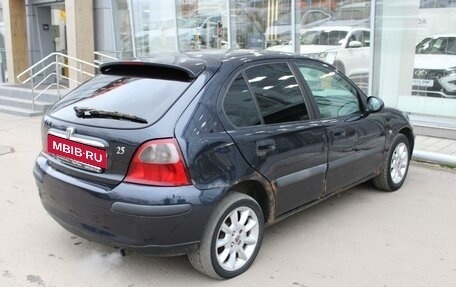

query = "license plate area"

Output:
[[48, 134, 108, 172], [412, 79, 434, 87]]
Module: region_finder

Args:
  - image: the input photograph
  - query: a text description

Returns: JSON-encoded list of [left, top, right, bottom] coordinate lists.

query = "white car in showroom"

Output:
[[413, 34, 456, 98], [267, 26, 371, 91], [264, 8, 332, 46]]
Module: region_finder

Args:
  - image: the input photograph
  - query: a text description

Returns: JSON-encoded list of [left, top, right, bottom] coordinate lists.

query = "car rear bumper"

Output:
[[33, 154, 224, 256]]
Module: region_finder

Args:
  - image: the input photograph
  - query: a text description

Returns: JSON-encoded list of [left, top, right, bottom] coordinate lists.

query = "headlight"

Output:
[[305, 53, 320, 59], [324, 52, 337, 65], [445, 66, 456, 76], [414, 69, 428, 78], [318, 51, 327, 60]]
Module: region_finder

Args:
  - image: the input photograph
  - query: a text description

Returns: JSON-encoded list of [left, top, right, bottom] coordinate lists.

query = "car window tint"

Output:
[[223, 74, 261, 127], [48, 75, 191, 128], [245, 63, 309, 124], [297, 64, 361, 118]]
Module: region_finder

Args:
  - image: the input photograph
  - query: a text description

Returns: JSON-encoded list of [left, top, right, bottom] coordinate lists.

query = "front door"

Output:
[[295, 61, 385, 195]]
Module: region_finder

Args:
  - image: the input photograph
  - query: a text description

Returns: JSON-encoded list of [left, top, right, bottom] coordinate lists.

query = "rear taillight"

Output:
[[125, 138, 191, 186]]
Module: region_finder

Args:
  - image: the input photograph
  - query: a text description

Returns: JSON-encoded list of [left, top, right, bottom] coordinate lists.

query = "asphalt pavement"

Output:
[[0, 113, 455, 287]]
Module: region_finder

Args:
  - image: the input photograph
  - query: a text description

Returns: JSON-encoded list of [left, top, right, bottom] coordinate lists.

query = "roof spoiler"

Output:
[[99, 62, 200, 82]]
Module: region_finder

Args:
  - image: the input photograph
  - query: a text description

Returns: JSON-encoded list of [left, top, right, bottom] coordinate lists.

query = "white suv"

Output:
[[413, 35, 456, 98], [268, 26, 371, 91]]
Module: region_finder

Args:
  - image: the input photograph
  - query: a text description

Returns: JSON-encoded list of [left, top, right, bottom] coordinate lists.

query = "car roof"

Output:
[[424, 34, 456, 39], [306, 25, 369, 32], [103, 50, 318, 79]]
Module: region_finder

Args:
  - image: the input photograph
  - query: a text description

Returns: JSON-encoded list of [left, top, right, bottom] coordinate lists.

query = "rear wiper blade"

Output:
[[73, 107, 148, 124]]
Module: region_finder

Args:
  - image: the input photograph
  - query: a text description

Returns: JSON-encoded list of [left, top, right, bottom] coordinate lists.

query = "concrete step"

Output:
[[0, 105, 43, 117], [410, 114, 456, 140], [0, 95, 53, 113], [0, 85, 64, 103], [0, 84, 65, 117]]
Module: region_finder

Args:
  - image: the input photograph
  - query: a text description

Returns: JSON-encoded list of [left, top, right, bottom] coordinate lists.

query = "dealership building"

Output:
[[0, 0, 455, 135]]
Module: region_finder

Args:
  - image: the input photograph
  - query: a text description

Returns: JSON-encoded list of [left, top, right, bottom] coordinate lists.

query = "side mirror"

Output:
[[348, 40, 362, 48], [366, 96, 384, 113]]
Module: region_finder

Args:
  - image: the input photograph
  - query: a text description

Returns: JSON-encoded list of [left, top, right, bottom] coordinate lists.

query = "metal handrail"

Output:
[[17, 52, 98, 83], [17, 51, 119, 111], [94, 51, 119, 65]]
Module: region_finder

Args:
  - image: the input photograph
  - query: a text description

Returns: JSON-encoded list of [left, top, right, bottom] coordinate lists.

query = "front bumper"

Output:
[[33, 154, 224, 256]]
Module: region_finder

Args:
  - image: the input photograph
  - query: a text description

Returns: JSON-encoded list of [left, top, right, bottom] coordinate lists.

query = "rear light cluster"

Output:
[[125, 138, 191, 186]]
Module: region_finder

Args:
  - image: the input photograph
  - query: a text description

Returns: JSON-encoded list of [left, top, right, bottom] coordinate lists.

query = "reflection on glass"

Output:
[[412, 35, 456, 98], [223, 74, 261, 127], [298, 64, 360, 118], [109, 0, 371, 97], [246, 63, 309, 124], [300, 30, 348, 46]]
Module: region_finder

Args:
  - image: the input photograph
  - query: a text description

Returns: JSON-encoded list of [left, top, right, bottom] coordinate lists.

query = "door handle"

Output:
[[334, 130, 346, 137], [256, 139, 276, 153]]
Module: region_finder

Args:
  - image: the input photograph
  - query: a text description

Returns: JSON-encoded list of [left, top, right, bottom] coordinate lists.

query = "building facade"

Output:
[[1, 0, 456, 119]]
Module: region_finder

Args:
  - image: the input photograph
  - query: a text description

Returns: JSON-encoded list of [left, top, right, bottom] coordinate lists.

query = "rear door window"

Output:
[[244, 63, 310, 124]]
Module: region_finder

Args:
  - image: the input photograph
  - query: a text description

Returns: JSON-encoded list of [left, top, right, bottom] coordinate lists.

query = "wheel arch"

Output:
[[226, 180, 275, 225], [398, 127, 414, 157]]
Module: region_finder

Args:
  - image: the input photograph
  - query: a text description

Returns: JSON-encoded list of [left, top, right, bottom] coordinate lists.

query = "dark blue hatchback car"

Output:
[[33, 50, 414, 279]]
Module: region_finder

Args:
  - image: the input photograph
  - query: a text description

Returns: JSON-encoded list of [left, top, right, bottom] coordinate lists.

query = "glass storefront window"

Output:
[[0, 2, 6, 82], [373, 0, 456, 118], [177, 0, 228, 50], [111, 1, 372, 93]]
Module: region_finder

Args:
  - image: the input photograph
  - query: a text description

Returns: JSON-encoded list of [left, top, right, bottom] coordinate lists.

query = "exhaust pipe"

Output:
[[120, 249, 130, 257]]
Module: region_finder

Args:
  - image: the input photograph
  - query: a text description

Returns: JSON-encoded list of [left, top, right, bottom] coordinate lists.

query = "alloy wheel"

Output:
[[390, 142, 409, 184], [215, 206, 259, 271]]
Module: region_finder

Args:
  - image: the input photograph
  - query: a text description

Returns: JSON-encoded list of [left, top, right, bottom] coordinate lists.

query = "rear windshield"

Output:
[[48, 74, 191, 128]]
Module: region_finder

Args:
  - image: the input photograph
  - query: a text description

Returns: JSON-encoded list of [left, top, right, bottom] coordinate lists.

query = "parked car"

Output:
[[327, 1, 370, 27], [413, 34, 456, 98], [420, 0, 456, 8], [268, 26, 370, 90], [190, 13, 222, 48], [264, 8, 332, 46], [34, 50, 414, 279], [135, 18, 194, 53]]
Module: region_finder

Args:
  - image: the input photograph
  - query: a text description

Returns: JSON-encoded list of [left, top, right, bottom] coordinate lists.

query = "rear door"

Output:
[[295, 60, 385, 195], [219, 61, 327, 216]]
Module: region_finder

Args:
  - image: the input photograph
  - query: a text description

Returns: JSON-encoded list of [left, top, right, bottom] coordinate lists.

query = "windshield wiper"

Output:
[[73, 107, 148, 124]]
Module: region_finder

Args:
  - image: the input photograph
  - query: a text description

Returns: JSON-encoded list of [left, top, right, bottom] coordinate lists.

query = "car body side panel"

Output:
[[176, 96, 262, 191], [381, 108, 415, 152], [224, 122, 328, 216], [322, 113, 385, 194]]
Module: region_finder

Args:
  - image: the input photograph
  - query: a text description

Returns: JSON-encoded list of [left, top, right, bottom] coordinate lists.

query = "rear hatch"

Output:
[[42, 60, 203, 187]]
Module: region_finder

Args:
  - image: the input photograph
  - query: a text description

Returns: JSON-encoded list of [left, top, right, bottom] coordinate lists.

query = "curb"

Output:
[[412, 149, 456, 167]]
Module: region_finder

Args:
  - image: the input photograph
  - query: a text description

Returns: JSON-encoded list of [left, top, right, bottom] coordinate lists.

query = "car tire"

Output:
[[373, 134, 410, 191], [188, 192, 264, 279]]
